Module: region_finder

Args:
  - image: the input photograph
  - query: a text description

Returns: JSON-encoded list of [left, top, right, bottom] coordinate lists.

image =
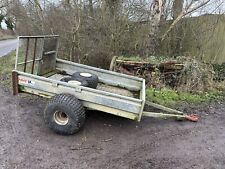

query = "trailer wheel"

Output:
[[44, 94, 86, 135], [60, 77, 88, 87], [72, 72, 99, 89]]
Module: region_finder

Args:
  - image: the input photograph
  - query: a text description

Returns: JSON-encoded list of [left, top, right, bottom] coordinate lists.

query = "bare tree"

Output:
[[172, 0, 184, 19], [32, 0, 45, 34], [162, 0, 211, 40], [8, 0, 224, 67], [146, 0, 164, 55], [89, 0, 94, 16]]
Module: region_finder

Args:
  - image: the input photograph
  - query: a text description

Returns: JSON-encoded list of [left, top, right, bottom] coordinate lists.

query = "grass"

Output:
[[146, 87, 224, 107], [0, 52, 16, 87]]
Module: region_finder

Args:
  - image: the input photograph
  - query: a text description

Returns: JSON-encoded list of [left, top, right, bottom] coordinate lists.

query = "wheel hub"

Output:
[[68, 80, 82, 86], [53, 111, 69, 125], [80, 72, 92, 78]]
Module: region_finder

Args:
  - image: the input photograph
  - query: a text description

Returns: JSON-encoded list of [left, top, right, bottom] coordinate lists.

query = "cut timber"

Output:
[[109, 56, 185, 88]]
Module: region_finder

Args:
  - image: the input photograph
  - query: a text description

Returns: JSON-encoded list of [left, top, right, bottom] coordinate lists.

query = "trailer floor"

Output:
[[0, 85, 225, 169], [48, 73, 139, 98]]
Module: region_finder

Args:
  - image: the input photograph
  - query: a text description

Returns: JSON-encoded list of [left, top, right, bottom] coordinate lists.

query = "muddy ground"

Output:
[[0, 85, 225, 169]]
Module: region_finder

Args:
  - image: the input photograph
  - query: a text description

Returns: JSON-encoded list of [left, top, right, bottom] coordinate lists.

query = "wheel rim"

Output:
[[68, 80, 82, 86], [80, 72, 92, 78], [53, 111, 69, 125]]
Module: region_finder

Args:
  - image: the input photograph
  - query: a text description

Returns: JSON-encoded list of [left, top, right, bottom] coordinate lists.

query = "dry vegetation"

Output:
[[1, 0, 224, 67], [0, 29, 15, 40], [1, 0, 225, 98]]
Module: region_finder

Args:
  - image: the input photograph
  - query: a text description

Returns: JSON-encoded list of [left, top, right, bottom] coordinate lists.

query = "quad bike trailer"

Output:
[[12, 35, 198, 135]]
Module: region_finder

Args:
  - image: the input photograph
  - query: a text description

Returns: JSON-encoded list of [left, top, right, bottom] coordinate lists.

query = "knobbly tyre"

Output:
[[12, 35, 198, 135]]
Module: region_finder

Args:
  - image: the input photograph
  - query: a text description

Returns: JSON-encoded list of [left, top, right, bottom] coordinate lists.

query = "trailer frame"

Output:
[[12, 35, 198, 130]]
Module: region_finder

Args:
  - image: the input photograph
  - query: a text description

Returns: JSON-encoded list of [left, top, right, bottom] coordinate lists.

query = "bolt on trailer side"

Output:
[[12, 35, 146, 121]]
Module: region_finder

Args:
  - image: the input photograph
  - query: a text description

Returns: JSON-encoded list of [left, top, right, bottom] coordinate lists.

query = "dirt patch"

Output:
[[0, 85, 225, 169]]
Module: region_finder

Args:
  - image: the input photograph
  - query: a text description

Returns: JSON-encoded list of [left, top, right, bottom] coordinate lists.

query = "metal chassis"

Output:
[[12, 69, 145, 121], [12, 35, 198, 123], [13, 35, 146, 121]]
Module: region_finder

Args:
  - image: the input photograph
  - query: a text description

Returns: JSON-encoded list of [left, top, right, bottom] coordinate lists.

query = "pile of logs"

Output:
[[109, 56, 184, 87]]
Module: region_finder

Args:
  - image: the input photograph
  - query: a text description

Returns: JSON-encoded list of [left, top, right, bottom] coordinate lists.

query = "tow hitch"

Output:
[[143, 101, 199, 122]]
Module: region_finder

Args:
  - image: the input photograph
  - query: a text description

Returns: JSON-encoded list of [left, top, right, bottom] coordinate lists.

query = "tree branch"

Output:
[[161, 0, 211, 41]]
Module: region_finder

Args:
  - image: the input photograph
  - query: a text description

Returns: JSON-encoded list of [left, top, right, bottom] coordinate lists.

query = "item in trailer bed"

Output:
[[72, 72, 99, 89], [60, 77, 88, 87], [97, 83, 138, 98]]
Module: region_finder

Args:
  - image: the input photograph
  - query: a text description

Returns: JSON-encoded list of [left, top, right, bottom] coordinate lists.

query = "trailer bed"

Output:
[[48, 73, 138, 98]]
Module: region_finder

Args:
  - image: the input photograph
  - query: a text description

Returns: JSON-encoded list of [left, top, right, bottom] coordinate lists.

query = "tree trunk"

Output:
[[162, 0, 211, 41], [104, 0, 120, 18], [172, 0, 184, 19], [103, 0, 121, 55], [33, 0, 44, 34], [89, 0, 94, 16], [145, 0, 164, 56]]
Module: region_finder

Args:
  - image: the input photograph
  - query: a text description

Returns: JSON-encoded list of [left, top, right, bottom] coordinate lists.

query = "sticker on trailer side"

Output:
[[19, 77, 35, 86]]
